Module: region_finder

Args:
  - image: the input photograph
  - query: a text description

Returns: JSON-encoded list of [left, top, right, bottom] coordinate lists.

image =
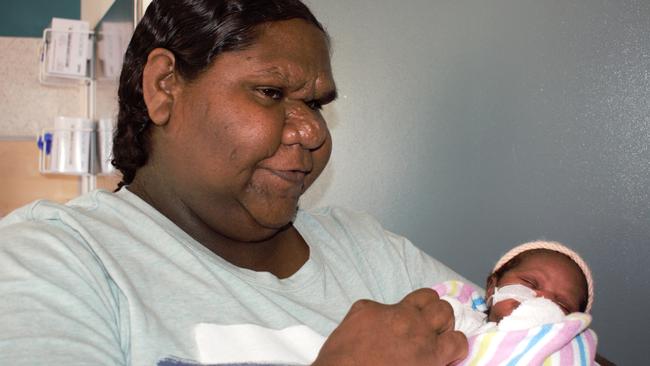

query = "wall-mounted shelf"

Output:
[[38, 28, 95, 86], [39, 27, 94, 87], [36, 14, 128, 194], [36, 117, 115, 176]]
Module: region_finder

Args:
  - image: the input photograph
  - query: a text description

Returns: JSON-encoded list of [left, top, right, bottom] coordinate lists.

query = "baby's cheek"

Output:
[[489, 300, 521, 323]]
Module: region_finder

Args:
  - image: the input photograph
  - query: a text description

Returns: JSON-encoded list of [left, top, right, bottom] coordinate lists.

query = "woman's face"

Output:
[[487, 250, 587, 323], [152, 19, 336, 241]]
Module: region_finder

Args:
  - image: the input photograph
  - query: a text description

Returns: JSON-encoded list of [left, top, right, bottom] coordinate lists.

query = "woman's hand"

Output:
[[313, 288, 468, 366]]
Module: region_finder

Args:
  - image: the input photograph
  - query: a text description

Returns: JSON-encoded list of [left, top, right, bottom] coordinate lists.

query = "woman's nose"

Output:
[[282, 103, 328, 150]]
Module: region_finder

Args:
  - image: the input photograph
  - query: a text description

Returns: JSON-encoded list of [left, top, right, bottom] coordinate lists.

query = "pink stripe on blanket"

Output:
[[432, 283, 449, 297], [479, 329, 529, 365], [583, 329, 598, 363], [457, 282, 475, 303], [559, 335, 574, 364], [583, 329, 595, 349], [528, 318, 584, 365]]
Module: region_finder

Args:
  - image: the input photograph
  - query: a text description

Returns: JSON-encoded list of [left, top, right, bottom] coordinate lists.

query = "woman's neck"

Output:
[[127, 170, 309, 279]]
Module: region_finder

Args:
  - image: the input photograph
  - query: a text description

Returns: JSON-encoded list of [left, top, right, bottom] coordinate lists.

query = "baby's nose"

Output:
[[506, 299, 523, 312], [534, 289, 550, 300]]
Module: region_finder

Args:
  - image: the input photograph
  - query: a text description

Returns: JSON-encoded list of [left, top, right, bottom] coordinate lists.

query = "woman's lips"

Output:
[[267, 169, 307, 184]]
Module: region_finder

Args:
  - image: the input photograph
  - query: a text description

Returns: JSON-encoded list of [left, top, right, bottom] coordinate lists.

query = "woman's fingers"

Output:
[[437, 329, 469, 364], [402, 287, 456, 334], [314, 288, 468, 366]]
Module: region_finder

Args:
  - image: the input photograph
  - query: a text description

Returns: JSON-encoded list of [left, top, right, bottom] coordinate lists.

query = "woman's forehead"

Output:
[[257, 19, 329, 47], [212, 19, 335, 93], [265, 22, 329, 73]]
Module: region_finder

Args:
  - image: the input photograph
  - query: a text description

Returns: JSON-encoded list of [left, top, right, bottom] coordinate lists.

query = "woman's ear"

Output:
[[142, 48, 180, 126]]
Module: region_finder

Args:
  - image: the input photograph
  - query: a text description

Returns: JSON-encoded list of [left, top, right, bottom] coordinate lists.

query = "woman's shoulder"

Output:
[[0, 192, 118, 286], [1, 189, 125, 226], [0, 188, 167, 251]]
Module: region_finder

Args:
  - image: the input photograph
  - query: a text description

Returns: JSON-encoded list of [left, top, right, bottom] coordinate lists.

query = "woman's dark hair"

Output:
[[112, 0, 327, 189]]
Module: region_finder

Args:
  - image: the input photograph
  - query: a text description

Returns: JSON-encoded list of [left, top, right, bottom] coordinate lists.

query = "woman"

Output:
[[0, 0, 467, 364]]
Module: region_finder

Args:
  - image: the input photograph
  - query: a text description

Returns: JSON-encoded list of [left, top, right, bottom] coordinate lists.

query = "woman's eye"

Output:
[[258, 88, 283, 101], [306, 100, 323, 111]]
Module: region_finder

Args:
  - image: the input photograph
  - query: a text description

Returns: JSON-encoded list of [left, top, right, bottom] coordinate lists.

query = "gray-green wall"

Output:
[[0, 0, 79, 38], [302, 0, 649, 363]]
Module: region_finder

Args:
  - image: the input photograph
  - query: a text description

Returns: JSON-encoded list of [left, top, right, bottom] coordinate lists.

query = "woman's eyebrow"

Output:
[[251, 66, 289, 81]]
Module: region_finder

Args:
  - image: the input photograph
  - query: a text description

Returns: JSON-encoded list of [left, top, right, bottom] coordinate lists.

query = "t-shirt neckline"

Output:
[[114, 188, 325, 291]]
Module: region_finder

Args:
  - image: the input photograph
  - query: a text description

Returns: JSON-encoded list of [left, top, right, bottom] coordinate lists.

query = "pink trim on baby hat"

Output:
[[492, 241, 594, 313]]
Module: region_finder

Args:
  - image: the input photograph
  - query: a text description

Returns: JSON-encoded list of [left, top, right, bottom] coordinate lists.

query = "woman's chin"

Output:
[[254, 210, 297, 231], [244, 195, 299, 222], [237, 206, 297, 238], [225, 220, 292, 243]]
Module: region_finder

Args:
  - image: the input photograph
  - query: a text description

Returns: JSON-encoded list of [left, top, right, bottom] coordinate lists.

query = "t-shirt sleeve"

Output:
[[0, 219, 126, 365], [305, 206, 481, 303], [382, 229, 476, 290]]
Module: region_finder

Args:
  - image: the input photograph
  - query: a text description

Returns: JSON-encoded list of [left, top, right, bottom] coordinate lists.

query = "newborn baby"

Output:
[[433, 241, 597, 365], [436, 240, 593, 335]]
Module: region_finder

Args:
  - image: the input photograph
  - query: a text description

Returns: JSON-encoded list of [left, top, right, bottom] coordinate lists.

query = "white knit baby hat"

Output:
[[492, 241, 594, 313]]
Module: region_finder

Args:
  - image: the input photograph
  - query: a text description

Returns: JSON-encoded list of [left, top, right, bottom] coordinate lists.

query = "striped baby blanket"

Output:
[[433, 281, 598, 366]]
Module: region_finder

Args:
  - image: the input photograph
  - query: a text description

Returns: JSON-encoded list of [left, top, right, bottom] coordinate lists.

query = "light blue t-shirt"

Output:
[[0, 189, 463, 365]]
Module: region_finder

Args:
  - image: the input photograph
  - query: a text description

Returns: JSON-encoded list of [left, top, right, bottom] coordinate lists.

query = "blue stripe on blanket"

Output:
[[505, 324, 552, 366], [471, 297, 486, 311], [576, 333, 587, 366]]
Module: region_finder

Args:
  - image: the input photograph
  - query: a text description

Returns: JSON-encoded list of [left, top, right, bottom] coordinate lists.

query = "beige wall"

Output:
[[0, 37, 84, 137], [0, 1, 137, 215], [0, 139, 119, 216], [81, 0, 151, 29], [0, 36, 119, 215], [81, 0, 115, 28]]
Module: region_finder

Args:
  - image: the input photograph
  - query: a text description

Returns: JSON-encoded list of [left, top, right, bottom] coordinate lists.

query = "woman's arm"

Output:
[[0, 221, 126, 365]]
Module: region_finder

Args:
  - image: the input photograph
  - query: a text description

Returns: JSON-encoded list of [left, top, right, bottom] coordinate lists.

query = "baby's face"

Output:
[[487, 250, 587, 323]]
